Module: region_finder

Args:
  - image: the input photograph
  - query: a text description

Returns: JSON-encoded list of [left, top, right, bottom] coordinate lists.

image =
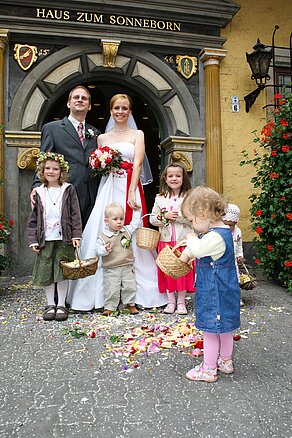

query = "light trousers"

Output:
[[103, 264, 136, 311]]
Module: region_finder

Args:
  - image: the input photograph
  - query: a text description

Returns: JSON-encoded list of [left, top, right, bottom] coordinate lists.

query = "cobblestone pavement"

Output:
[[0, 278, 291, 438]]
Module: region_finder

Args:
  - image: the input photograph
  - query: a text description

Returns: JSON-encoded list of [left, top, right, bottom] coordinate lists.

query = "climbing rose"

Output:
[[280, 119, 288, 126], [255, 258, 261, 265]]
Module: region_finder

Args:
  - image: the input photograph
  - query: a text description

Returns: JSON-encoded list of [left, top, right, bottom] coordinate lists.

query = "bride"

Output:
[[68, 93, 168, 311]]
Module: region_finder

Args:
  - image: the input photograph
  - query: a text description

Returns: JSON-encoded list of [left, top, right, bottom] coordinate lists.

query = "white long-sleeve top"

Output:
[[183, 230, 227, 261], [232, 225, 243, 258]]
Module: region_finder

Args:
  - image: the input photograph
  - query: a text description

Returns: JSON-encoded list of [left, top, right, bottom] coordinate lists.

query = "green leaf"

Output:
[[69, 327, 87, 339]]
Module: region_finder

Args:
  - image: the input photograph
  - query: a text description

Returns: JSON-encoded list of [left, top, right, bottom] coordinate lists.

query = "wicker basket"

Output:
[[60, 248, 98, 280], [136, 214, 161, 250], [156, 241, 193, 279], [239, 262, 257, 290]]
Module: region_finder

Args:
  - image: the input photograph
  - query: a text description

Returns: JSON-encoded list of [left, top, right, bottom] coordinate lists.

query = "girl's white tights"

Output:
[[203, 331, 234, 369], [44, 280, 68, 307]]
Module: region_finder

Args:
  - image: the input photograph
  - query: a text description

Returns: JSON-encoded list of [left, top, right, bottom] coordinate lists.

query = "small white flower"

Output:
[[85, 128, 95, 138]]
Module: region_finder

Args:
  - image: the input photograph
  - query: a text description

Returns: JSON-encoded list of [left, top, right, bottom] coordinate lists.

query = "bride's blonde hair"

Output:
[[110, 94, 133, 110]]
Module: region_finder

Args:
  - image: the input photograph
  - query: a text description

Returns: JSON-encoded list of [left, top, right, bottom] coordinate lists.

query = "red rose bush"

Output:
[[240, 93, 292, 290]]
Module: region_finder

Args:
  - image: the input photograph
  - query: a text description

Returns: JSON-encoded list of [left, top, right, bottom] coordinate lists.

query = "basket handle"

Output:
[[140, 213, 156, 221], [239, 261, 250, 275], [74, 247, 82, 264], [171, 240, 187, 251], [139, 213, 158, 227], [171, 240, 195, 267]]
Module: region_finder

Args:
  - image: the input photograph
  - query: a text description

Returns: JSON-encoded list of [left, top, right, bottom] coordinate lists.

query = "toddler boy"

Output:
[[96, 203, 138, 316]]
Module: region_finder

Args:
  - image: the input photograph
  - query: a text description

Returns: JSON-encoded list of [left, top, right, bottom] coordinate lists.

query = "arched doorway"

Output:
[[43, 79, 161, 213], [7, 45, 204, 276]]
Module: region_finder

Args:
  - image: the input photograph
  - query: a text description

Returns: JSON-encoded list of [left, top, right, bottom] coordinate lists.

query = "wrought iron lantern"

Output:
[[244, 39, 273, 112]]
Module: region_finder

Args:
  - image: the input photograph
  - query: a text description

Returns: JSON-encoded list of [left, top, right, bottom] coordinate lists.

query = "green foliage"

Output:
[[240, 93, 292, 290]]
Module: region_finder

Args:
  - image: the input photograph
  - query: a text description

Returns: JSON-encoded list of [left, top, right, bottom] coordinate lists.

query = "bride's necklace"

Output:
[[112, 127, 129, 135], [47, 187, 62, 205]]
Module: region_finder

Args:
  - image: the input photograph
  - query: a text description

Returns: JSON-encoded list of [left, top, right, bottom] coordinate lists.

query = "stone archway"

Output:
[[8, 44, 202, 139]]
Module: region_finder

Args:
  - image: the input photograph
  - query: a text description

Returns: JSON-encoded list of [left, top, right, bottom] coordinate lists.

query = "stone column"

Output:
[[0, 29, 9, 212], [199, 48, 227, 193]]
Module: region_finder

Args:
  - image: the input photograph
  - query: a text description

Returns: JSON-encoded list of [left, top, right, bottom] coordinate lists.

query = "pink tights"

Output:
[[203, 332, 234, 369]]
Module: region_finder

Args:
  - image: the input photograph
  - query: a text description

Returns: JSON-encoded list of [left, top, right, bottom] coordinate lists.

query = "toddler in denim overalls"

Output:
[[180, 186, 240, 382]]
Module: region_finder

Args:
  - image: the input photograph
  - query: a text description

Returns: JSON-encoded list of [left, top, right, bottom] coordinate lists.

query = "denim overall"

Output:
[[195, 227, 240, 334]]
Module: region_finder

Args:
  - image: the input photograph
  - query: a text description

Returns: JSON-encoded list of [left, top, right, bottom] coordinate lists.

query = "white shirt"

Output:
[[45, 187, 62, 241], [68, 115, 85, 137], [184, 231, 226, 261]]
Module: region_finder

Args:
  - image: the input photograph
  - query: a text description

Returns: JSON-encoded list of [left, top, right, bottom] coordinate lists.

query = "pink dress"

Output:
[[157, 196, 196, 293]]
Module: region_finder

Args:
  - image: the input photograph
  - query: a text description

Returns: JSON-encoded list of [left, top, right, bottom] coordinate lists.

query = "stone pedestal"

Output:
[[160, 135, 204, 185]]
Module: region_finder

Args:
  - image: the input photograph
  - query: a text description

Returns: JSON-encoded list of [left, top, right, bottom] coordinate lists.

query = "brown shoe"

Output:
[[43, 305, 56, 321], [127, 305, 139, 315], [102, 309, 113, 316], [55, 306, 69, 321]]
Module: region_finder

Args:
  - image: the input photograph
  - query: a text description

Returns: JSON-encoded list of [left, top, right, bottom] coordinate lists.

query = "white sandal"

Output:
[[177, 303, 187, 314], [164, 303, 176, 314]]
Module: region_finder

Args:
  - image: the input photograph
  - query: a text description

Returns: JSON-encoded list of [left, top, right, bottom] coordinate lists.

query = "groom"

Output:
[[31, 85, 100, 228]]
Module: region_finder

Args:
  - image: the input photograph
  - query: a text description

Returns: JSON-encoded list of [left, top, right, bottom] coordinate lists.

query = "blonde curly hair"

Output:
[[37, 152, 69, 186], [181, 186, 227, 222]]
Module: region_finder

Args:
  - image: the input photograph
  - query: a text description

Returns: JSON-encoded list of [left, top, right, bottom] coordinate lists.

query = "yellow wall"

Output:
[[220, 0, 292, 240]]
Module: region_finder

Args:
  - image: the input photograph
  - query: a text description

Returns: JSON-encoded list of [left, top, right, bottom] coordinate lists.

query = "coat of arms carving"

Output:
[[176, 55, 198, 80], [14, 44, 38, 71]]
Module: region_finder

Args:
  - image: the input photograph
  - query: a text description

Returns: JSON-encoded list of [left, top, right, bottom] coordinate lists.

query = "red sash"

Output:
[[119, 161, 148, 227]]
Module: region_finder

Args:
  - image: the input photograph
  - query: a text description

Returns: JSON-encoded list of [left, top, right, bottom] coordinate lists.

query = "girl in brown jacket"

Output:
[[27, 152, 82, 321]]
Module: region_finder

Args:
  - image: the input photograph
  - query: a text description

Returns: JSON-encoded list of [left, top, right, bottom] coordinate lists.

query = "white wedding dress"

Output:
[[68, 142, 168, 310]]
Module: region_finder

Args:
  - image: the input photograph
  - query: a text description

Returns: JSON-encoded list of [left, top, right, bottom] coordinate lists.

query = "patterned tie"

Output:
[[77, 122, 85, 147]]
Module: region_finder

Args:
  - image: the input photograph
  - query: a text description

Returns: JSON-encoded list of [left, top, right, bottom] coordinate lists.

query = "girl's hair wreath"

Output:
[[37, 152, 69, 172]]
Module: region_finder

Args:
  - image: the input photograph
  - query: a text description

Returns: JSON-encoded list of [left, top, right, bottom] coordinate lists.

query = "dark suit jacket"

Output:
[[32, 117, 101, 217]]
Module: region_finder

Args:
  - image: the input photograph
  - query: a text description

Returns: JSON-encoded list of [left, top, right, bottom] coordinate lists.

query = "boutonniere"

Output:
[[85, 128, 95, 139], [157, 207, 170, 226], [121, 235, 131, 249]]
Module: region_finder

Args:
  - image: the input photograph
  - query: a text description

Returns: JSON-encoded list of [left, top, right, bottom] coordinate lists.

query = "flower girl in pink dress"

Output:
[[150, 163, 196, 314]]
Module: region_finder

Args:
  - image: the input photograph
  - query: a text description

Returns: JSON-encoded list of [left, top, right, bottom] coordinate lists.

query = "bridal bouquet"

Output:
[[89, 146, 122, 177]]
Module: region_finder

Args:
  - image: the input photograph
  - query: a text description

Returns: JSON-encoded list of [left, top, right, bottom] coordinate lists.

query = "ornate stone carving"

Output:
[[5, 131, 41, 170], [100, 40, 120, 68], [176, 55, 197, 79], [17, 147, 40, 170], [171, 151, 193, 172]]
